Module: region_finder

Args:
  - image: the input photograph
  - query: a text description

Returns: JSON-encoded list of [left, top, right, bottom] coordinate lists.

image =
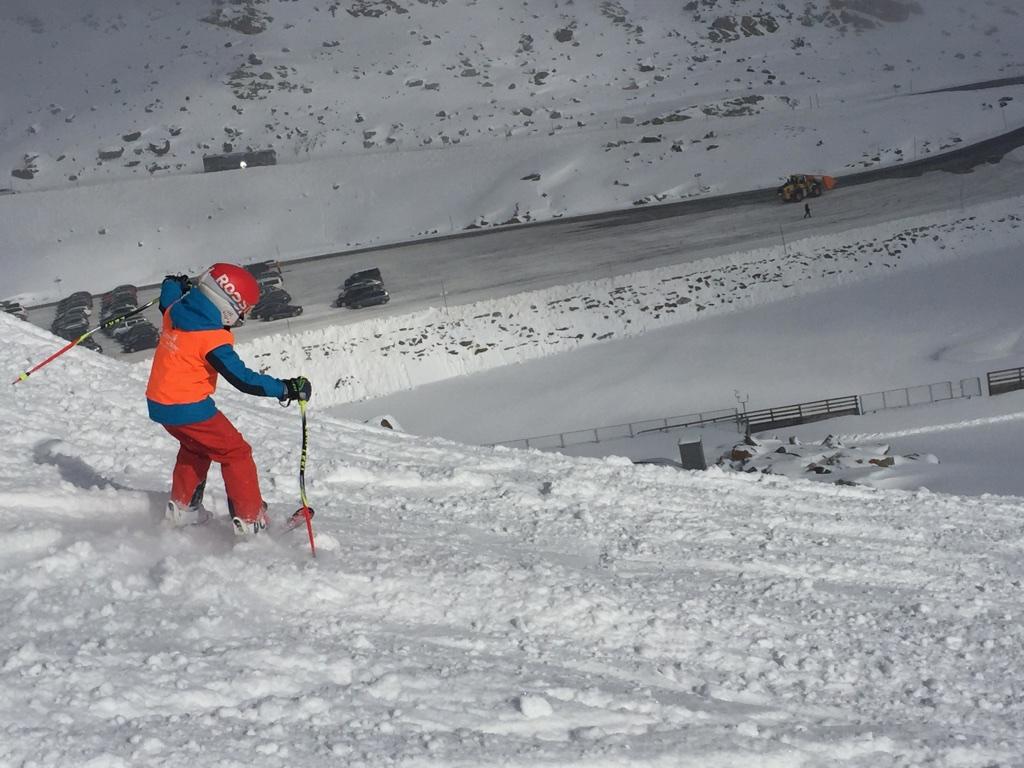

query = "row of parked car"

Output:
[[42, 285, 161, 354], [7, 260, 392, 360], [50, 291, 99, 351]]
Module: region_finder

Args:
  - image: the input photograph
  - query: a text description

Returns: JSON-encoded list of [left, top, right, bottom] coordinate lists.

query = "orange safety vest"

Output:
[[146, 311, 233, 405]]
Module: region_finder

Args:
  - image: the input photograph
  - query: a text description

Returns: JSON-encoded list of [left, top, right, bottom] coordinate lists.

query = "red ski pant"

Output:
[[163, 411, 264, 521]]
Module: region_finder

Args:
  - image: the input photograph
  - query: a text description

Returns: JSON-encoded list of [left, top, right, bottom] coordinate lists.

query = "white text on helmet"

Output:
[[214, 273, 251, 313]]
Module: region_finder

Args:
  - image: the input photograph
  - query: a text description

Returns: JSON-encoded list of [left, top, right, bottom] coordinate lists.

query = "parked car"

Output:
[[343, 267, 382, 289], [56, 293, 93, 316], [101, 304, 142, 335], [54, 304, 91, 325], [1, 300, 28, 321], [245, 260, 281, 278], [254, 288, 292, 308], [53, 321, 88, 339], [119, 324, 160, 352], [254, 303, 303, 321], [79, 336, 103, 354], [59, 290, 93, 307], [53, 317, 89, 340], [102, 299, 136, 318], [109, 314, 148, 337], [120, 334, 160, 354], [104, 283, 139, 298], [256, 272, 284, 291], [252, 288, 296, 319], [343, 278, 384, 295], [101, 285, 138, 310], [336, 284, 390, 309], [118, 318, 156, 337]]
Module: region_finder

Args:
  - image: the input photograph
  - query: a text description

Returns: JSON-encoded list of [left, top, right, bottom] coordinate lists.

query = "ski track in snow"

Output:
[[3, 313, 1024, 766], [843, 410, 1024, 442]]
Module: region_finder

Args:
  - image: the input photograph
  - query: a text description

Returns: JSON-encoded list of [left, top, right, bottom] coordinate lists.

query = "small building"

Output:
[[202, 149, 277, 173]]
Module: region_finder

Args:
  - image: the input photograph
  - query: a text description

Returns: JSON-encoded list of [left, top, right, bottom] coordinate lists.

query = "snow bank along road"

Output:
[[3, 312, 1024, 765]]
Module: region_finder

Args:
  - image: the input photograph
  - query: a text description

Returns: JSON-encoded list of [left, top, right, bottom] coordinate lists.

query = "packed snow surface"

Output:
[[4, 312, 1024, 766]]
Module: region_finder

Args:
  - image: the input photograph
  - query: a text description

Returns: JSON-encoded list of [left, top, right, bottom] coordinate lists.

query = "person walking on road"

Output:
[[803, 202, 812, 219]]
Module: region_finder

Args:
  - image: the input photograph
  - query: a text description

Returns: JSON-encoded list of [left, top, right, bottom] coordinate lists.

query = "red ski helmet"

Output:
[[197, 262, 261, 327]]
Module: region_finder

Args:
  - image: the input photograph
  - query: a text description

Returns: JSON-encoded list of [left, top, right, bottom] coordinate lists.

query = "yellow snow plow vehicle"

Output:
[[777, 174, 836, 202]]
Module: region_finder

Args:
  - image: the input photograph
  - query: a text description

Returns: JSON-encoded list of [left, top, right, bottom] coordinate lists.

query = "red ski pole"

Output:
[[12, 297, 159, 385]]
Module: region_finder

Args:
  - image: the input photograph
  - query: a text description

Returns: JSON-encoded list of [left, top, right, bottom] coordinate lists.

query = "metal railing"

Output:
[[634, 408, 743, 435], [491, 408, 738, 450], [860, 378, 981, 413], [988, 366, 1024, 396], [744, 395, 861, 433]]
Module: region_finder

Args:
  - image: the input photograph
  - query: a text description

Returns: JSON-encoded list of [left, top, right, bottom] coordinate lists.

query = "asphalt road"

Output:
[[25, 125, 1024, 362]]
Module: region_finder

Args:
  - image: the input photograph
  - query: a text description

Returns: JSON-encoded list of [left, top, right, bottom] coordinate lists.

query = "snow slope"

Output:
[[4, 312, 1024, 766]]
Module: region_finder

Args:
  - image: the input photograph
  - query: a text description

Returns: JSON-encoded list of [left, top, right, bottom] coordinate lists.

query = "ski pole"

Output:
[[12, 297, 160, 385], [295, 397, 317, 557]]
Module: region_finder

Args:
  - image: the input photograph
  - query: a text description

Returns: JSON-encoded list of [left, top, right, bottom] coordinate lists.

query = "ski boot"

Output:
[[164, 499, 212, 527], [231, 502, 269, 537], [164, 480, 211, 527]]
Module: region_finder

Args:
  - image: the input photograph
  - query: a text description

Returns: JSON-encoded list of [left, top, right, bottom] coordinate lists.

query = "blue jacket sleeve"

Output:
[[159, 279, 185, 314], [206, 344, 287, 399]]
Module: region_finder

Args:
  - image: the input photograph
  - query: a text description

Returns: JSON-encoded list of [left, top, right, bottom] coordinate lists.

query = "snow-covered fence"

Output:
[[859, 378, 982, 413], [987, 367, 1024, 396]]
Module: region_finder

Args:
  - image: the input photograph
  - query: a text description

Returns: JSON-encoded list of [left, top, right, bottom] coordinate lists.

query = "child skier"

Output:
[[145, 263, 312, 535]]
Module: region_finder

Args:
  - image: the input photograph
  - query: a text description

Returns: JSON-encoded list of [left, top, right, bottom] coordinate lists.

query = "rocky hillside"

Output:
[[3, 0, 1013, 192]]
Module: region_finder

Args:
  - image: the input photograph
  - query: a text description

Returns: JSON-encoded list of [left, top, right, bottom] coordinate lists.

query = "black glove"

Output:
[[165, 274, 191, 293], [281, 376, 312, 403]]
